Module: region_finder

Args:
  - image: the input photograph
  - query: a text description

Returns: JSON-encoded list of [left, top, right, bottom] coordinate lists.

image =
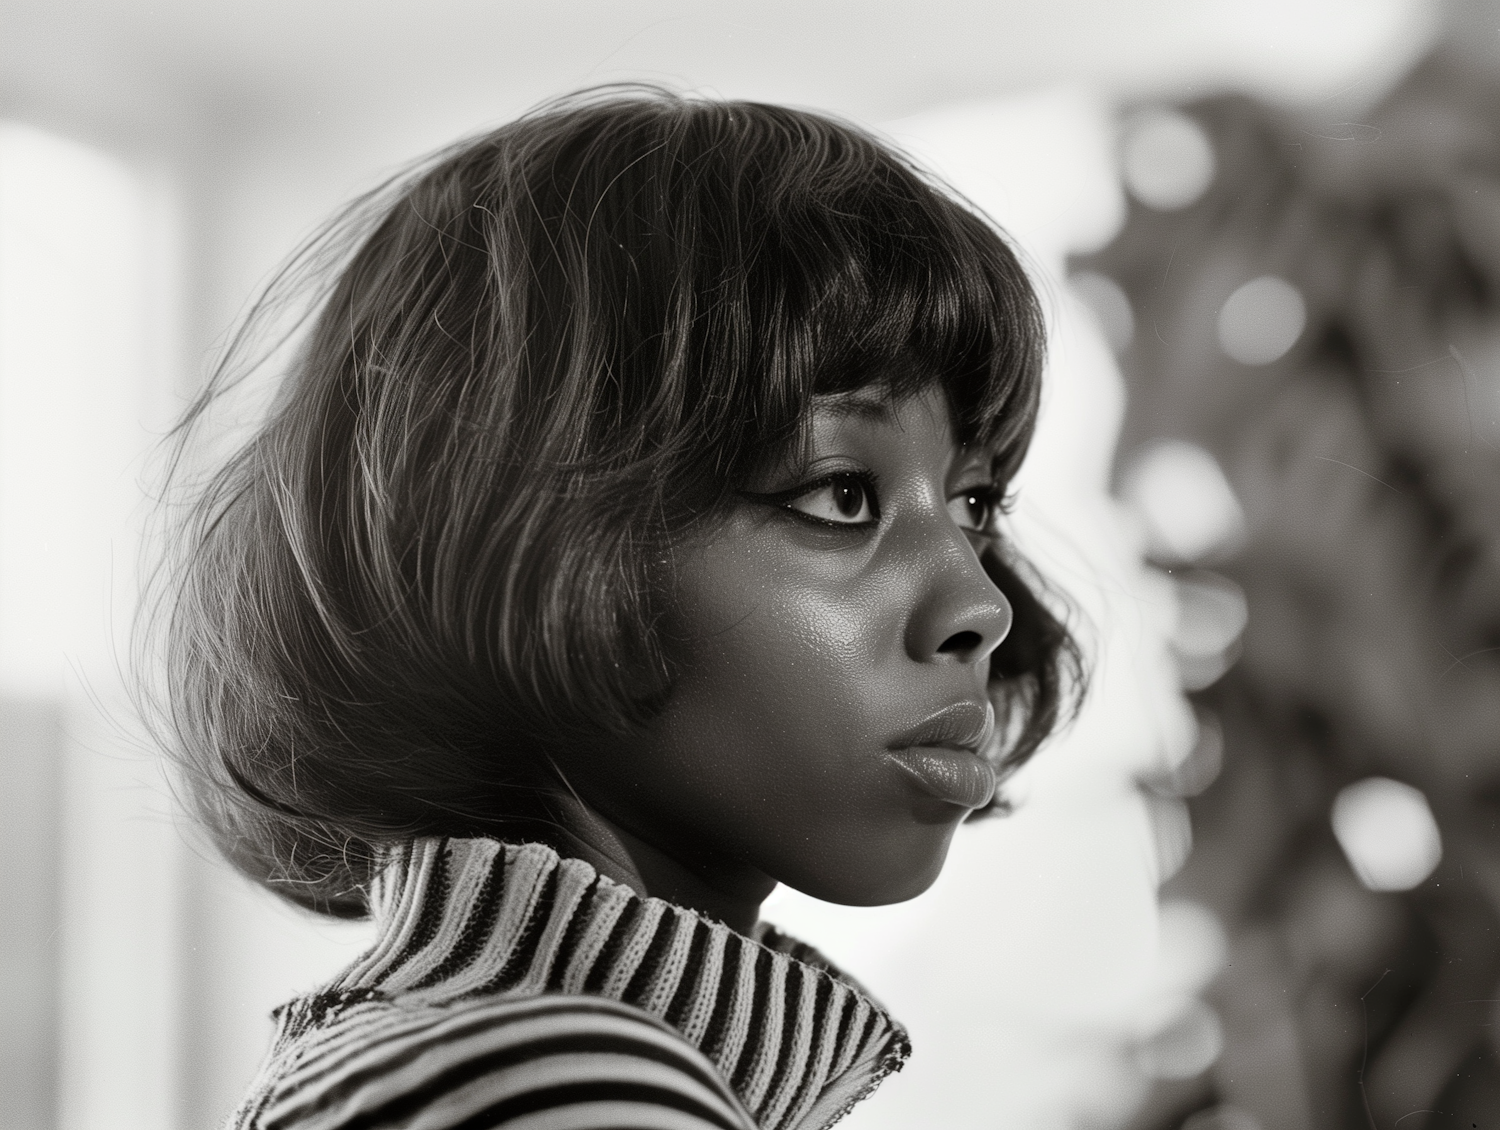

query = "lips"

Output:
[[886, 747, 997, 809], [885, 700, 998, 809], [889, 700, 995, 753]]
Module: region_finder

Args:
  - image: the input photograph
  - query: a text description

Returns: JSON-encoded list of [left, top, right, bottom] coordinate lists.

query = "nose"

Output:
[[904, 533, 1013, 666]]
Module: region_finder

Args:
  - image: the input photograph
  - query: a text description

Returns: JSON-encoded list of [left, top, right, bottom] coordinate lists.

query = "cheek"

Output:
[[649, 560, 964, 903], [670, 535, 901, 742], [621, 517, 975, 903]]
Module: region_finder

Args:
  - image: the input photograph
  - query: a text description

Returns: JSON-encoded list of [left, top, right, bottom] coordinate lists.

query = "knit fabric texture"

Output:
[[229, 838, 910, 1130]]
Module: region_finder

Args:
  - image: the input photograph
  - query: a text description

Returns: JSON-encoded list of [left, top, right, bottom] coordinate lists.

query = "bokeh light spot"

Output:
[[1169, 572, 1248, 691], [1122, 109, 1216, 211], [1157, 900, 1229, 995], [1217, 275, 1306, 366], [1147, 708, 1225, 798], [1121, 440, 1246, 564], [1135, 998, 1223, 1080], [1331, 777, 1443, 892]]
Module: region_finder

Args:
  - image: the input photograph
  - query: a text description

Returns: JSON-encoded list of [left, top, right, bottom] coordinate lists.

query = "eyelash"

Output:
[[954, 483, 1006, 535], [741, 471, 883, 529], [742, 474, 1006, 534]]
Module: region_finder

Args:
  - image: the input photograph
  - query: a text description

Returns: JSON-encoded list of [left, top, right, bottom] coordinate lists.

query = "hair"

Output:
[[141, 86, 1082, 918]]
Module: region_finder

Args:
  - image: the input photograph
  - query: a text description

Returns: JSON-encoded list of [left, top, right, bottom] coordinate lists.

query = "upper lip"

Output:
[[888, 700, 995, 754]]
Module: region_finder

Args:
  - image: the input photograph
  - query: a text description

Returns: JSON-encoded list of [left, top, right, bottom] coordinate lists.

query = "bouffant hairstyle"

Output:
[[143, 88, 1079, 917]]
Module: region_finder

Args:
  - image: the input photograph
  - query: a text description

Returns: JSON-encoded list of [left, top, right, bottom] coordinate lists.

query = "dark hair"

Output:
[[142, 87, 1080, 917]]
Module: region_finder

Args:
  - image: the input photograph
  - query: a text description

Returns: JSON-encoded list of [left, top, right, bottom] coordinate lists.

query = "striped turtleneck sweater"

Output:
[[230, 838, 910, 1130]]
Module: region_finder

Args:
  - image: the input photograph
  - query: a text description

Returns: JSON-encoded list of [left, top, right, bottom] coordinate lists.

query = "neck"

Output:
[[539, 793, 776, 935]]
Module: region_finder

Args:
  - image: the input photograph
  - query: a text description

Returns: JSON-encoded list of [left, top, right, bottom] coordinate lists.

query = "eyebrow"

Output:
[[813, 394, 896, 423]]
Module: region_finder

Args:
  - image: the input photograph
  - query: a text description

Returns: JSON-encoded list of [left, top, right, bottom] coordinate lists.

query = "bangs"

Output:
[[581, 98, 1047, 494], [771, 175, 1039, 431], [793, 205, 1043, 475]]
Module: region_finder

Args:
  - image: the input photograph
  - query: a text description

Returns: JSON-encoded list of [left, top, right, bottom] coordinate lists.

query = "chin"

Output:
[[789, 821, 960, 907]]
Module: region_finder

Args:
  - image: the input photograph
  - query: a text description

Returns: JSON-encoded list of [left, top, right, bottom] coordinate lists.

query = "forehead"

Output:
[[804, 387, 987, 467]]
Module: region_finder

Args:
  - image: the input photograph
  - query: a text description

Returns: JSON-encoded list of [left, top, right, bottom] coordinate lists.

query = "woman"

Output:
[[144, 87, 1079, 1129]]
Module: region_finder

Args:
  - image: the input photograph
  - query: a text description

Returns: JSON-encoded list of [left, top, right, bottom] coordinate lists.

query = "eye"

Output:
[[786, 474, 878, 526], [948, 486, 998, 532]]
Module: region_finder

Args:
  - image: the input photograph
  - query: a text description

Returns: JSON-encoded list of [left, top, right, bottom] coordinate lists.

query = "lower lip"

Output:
[[886, 747, 997, 809]]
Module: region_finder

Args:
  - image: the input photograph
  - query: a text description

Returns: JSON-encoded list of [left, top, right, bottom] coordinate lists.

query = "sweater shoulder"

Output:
[[230, 991, 759, 1130]]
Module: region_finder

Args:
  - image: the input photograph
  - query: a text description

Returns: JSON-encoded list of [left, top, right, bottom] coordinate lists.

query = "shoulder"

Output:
[[236, 992, 759, 1130]]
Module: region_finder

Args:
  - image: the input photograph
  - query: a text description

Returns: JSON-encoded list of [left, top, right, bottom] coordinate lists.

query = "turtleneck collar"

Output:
[[331, 837, 908, 1130]]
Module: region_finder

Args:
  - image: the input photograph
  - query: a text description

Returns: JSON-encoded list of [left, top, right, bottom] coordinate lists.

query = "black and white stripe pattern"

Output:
[[230, 839, 909, 1130]]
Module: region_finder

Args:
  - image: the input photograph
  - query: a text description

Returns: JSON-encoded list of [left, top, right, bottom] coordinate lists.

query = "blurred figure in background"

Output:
[[1080, 3, 1500, 1127]]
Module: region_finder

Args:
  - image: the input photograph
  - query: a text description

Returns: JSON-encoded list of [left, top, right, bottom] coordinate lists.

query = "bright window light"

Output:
[[0, 122, 152, 696], [0, 119, 180, 1130]]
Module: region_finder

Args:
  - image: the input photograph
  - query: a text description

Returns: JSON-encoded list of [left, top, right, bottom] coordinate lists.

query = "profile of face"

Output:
[[572, 384, 1015, 908]]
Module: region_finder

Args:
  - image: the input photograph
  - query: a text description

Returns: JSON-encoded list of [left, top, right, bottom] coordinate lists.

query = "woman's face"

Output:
[[581, 384, 1015, 906]]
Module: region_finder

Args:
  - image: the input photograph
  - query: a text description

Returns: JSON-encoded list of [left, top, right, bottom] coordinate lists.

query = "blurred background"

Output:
[[3, 1, 1496, 1129]]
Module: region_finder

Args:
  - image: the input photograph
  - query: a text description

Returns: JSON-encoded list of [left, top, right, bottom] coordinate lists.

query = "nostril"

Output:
[[938, 630, 983, 656]]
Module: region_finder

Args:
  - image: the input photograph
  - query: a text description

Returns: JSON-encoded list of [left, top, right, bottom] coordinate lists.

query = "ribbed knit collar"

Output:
[[333, 837, 908, 1130]]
